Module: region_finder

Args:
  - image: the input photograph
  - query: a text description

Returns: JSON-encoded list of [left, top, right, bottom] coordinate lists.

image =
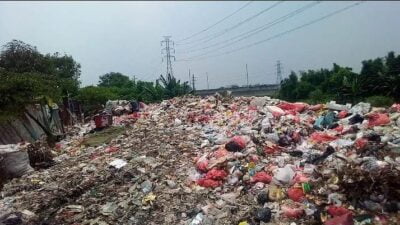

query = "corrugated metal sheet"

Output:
[[0, 104, 64, 145]]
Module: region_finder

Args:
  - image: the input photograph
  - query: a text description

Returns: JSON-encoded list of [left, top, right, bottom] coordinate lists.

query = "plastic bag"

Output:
[[0, 144, 33, 179], [213, 148, 229, 158], [196, 155, 209, 172], [390, 103, 400, 112], [265, 106, 285, 117], [367, 113, 390, 127], [250, 171, 272, 184], [225, 136, 246, 152], [278, 102, 308, 112], [324, 213, 353, 225], [205, 168, 227, 180], [310, 132, 338, 143], [197, 178, 222, 188], [287, 188, 305, 202], [327, 206, 352, 217], [309, 104, 323, 111], [338, 110, 348, 119], [355, 138, 368, 150], [281, 204, 304, 219]]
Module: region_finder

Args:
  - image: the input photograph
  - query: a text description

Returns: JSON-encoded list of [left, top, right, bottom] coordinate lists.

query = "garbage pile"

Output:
[[0, 95, 399, 225]]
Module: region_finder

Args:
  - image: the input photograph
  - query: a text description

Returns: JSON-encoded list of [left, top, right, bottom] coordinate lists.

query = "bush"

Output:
[[365, 95, 394, 107], [307, 89, 333, 104]]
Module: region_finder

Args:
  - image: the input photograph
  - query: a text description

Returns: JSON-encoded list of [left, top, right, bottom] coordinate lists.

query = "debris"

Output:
[[108, 158, 127, 169]]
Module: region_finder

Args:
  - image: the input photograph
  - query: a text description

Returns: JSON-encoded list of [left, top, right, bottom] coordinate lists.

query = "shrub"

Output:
[[365, 95, 394, 107]]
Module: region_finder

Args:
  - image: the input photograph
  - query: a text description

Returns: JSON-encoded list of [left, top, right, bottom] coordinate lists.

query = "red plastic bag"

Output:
[[338, 111, 348, 119], [205, 168, 228, 180], [287, 188, 305, 202], [309, 104, 323, 111], [324, 213, 354, 225], [367, 113, 390, 127], [355, 138, 368, 150], [264, 144, 281, 154], [278, 102, 308, 112], [310, 132, 338, 143], [281, 204, 304, 219], [333, 125, 344, 133], [250, 171, 272, 183], [197, 178, 222, 188], [327, 206, 352, 217]]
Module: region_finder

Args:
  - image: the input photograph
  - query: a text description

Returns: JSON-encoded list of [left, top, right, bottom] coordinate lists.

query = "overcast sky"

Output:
[[1, 1, 399, 90]]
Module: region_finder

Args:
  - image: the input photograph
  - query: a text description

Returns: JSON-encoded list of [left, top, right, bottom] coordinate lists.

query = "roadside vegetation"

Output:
[[279, 52, 400, 106]]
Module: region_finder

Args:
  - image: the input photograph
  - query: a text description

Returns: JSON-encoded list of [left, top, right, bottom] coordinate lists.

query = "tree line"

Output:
[[279, 52, 400, 106], [0, 40, 192, 119]]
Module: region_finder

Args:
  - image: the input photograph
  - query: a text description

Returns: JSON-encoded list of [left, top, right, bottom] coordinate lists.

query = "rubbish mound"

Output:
[[0, 95, 399, 225]]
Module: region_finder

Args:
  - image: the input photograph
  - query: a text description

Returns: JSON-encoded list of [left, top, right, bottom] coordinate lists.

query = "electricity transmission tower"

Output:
[[276, 60, 283, 86], [161, 36, 175, 76]]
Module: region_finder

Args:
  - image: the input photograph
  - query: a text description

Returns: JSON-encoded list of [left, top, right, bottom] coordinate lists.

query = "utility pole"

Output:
[[276, 60, 282, 86], [188, 69, 191, 85], [246, 64, 249, 87], [206, 72, 209, 89], [192, 74, 196, 91], [161, 36, 175, 77]]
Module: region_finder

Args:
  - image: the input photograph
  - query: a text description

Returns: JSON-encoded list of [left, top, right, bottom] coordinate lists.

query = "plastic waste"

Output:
[[277, 102, 308, 112], [326, 101, 351, 111], [349, 114, 364, 125], [273, 165, 295, 185], [324, 213, 354, 225], [251, 171, 272, 184], [225, 136, 246, 152], [338, 110, 349, 119], [196, 155, 209, 172], [310, 132, 338, 143], [281, 204, 304, 219], [268, 185, 285, 201], [327, 206, 352, 217], [288, 188, 305, 202], [190, 213, 204, 225], [108, 159, 127, 169], [254, 207, 271, 223], [306, 146, 335, 165], [204, 168, 228, 180], [257, 191, 269, 205], [309, 104, 324, 111], [0, 144, 33, 179], [367, 113, 390, 127], [350, 102, 371, 115], [265, 105, 285, 117], [197, 178, 222, 188]]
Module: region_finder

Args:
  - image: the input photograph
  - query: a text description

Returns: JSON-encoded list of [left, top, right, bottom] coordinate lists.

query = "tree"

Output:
[[76, 86, 118, 114], [98, 72, 133, 88], [158, 73, 191, 98]]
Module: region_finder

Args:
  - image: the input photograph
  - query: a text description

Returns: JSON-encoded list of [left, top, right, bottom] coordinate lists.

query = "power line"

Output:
[[178, 1, 364, 62], [178, 1, 320, 54], [176, 1, 253, 43], [177, 1, 283, 46]]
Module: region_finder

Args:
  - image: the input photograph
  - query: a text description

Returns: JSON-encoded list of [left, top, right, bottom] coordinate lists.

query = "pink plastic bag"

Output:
[[310, 132, 338, 143], [355, 138, 368, 150], [213, 148, 229, 159], [250, 171, 272, 184], [367, 113, 390, 127], [231, 136, 246, 149], [281, 204, 304, 219], [391, 103, 400, 112]]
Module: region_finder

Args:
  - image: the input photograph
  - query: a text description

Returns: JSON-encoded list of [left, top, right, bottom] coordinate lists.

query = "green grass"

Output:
[[81, 126, 126, 147]]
